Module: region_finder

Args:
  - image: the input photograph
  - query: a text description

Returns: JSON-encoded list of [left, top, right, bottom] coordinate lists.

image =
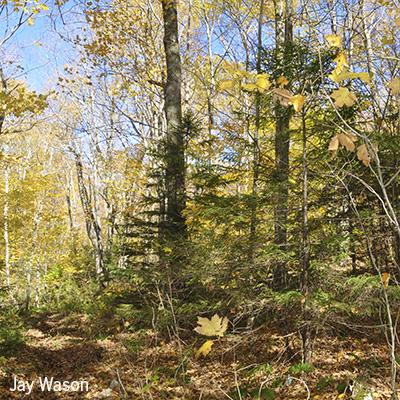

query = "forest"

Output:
[[0, 0, 399, 398]]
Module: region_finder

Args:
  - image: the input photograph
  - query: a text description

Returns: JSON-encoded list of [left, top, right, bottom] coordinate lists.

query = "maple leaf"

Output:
[[331, 87, 357, 108], [325, 34, 342, 48], [357, 144, 371, 166], [289, 94, 305, 112], [194, 314, 228, 337], [195, 340, 214, 359], [388, 77, 400, 95]]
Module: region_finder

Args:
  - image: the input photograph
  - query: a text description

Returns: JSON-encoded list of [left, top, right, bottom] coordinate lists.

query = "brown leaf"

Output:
[[357, 144, 371, 166], [338, 133, 355, 152], [273, 88, 293, 107], [328, 135, 339, 151]]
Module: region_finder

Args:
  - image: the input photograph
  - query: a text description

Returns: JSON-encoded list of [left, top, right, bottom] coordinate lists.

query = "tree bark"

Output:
[[273, 0, 293, 289], [74, 150, 108, 286], [300, 111, 311, 362], [4, 167, 10, 289], [161, 0, 186, 240]]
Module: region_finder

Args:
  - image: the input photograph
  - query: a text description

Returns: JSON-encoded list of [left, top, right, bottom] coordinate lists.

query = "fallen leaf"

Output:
[[195, 340, 214, 359], [194, 314, 228, 337]]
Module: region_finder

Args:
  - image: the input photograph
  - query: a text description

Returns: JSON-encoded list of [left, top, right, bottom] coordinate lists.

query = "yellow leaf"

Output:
[[357, 72, 371, 84], [194, 314, 228, 337], [27, 17, 35, 26], [289, 94, 305, 112], [195, 340, 214, 359], [331, 87, 357, 108], [328, 135, 339, 151], [256, 73, 270, 92], [330, 71, 370, 84], [277, 75, 289, 87], [242, 83, 258, 92], [237, 69, 252, 79], [388, 77, 400, 95], [357, 144, 371, 166], [219, 80, 236, 91], [334, 52, 349, 74], [329, 69, 341, 83], [382, 272, 390, 289], [338, 133, 355, 152], [325, 34, 342, 48]]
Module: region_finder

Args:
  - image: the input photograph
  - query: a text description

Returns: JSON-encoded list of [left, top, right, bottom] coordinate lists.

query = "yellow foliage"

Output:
[[330, 87, 357, 108], [325, 34, 342, 48], [219, 80, 236, 91], [256, 73, 271, 92], [242, 83, 258, 92], [289, 94, 305, 112], [333, 52, 349, 74], [330, 71, 370, 84]]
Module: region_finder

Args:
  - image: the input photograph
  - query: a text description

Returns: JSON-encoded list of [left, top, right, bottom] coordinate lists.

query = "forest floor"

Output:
[[0, 313, 397, 399]]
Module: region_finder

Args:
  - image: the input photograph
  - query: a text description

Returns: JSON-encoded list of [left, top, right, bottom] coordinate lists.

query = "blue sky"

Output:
[[2, 4, 81, 93]]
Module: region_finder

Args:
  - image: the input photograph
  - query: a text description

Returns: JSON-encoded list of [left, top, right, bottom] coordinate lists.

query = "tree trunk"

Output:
[[300, 111, 311, 362], [273, 0, 293, 289], [161, 0, 186, 241], [249, 0, 264, 264], [4, 167, 10, 289], [74, 151, 108, 286]]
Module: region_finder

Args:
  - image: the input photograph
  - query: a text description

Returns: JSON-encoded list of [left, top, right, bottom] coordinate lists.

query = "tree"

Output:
[[272, 0, 294, 288], [161, 0, 186, 243]]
